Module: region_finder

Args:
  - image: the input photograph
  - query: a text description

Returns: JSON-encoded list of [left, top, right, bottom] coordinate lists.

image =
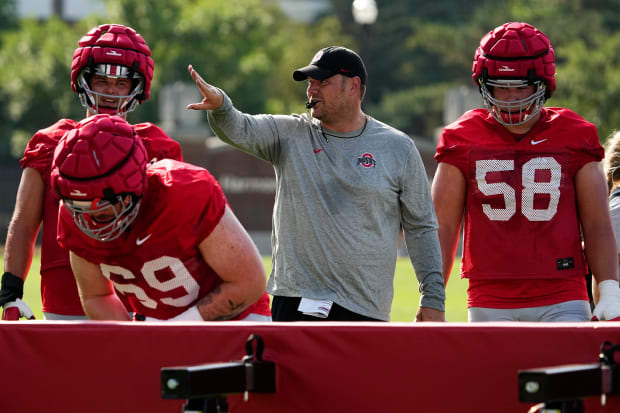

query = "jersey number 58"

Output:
[[475, 157, 561, 222]]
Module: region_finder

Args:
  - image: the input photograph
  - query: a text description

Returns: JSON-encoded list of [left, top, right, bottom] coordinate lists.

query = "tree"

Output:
[[0, 17, 87, 158], [105, 0, 308, 121], [0, 0, 17, 159], [0, 0, 17, 35], [352, 0, 620, 139], [2, 0, 620, 160], [552, 32, 620, 141]]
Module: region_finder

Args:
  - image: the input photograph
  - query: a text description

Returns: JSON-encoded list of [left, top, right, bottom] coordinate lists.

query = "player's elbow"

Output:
[[244, 267, 267, 304]]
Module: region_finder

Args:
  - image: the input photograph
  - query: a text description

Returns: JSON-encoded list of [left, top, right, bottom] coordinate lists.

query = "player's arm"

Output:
[[194, 205, 266, 321], [576, 161, 620, 320], [431, 162, 466, 286], [69, 251, 131, 321], [1, 168, 44, 319], [4, 168, 43, 281]]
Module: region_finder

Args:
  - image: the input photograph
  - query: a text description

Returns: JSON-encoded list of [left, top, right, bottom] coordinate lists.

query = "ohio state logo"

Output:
[[357, 152, 376, 168]]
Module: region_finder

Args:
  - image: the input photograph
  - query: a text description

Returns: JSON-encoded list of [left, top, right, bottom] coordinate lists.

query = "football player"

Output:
[[604, 131, 620, 305], [0, 24, 183, 320], [51, 114, 270, 321], [432, 22, 620, 321]]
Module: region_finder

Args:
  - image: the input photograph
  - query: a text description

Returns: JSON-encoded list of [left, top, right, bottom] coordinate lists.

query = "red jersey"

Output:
[[435, 108, 602, 308], [20, 119, 183, 315], [57, 160, 270, 320]]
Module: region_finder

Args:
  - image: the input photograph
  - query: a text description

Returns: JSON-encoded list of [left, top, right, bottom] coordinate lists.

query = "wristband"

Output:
[[0, 272, 24, 306]]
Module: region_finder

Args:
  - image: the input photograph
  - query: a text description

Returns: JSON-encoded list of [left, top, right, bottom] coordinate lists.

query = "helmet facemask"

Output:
[[480, 78, 546, 126], [77, 63, 145, 117], [62, 193, 142, 242]]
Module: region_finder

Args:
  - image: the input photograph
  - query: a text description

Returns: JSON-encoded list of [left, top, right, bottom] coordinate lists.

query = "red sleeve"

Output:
[[20, 119, 78, 177], [435, 109, 498, 174], [549, 107, 603, 167], [133, 122, 183, 162]]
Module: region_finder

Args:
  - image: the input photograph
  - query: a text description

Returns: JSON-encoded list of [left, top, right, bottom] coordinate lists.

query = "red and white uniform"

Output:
[[435, 108, 603, 308], [21, 119, 183, 315], [57, 159, 270, 320]]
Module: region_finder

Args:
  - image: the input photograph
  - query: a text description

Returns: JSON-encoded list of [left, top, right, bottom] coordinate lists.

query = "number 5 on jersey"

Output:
[[475, 157, 561, 222]]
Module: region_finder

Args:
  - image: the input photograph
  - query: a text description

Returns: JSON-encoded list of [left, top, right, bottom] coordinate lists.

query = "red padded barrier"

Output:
[[1, 322, 620, 412]]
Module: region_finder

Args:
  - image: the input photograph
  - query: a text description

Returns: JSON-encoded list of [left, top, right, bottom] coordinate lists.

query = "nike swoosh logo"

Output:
[[136, 234, 152, 246], [531, 138, 548, 145], [313, 149, 324, 154]]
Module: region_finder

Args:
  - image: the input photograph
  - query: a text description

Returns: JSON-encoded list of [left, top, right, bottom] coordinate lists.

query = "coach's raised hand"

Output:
[[186, 65, 224, 111]]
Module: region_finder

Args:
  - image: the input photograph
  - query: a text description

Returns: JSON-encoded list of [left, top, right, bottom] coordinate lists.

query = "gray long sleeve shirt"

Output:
[[208, 93, 445, 320]]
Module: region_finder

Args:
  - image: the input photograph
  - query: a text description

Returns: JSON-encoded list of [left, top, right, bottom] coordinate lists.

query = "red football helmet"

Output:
[[71, 24, 154, 116], [472, 22, 556, 126], [51, 114, 148, 242]]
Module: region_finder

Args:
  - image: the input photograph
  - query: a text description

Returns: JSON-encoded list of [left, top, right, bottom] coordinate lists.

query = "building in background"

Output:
[[17, 0, 106, 21], [16, 0, 330, 22]]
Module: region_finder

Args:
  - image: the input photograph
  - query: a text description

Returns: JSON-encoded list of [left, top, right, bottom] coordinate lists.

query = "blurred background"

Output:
[[1, 0, 620, 253]]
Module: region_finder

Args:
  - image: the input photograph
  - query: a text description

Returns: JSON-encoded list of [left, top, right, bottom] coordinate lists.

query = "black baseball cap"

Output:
[[293, 46, 367, 85]]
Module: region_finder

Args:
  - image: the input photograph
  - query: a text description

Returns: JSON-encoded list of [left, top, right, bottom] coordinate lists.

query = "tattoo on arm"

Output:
[[198, 285, 247, 321]]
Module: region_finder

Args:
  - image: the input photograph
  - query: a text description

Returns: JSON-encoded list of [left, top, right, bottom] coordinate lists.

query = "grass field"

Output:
[[11, 252, 469, 322]]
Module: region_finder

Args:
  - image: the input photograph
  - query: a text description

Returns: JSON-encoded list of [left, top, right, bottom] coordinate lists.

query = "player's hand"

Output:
[[2, 299, 35, 320], [415, 306, 446, 322], [134, 314, 163, 322], [0, 272, 34, 320], [0, 272, 24, 305], [592, 280, 620, 321], [134, 306, 203, 322], [186, 65, 224, 111]]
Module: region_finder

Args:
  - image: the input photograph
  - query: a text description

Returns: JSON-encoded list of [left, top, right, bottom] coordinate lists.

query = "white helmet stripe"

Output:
[[95, 63, 132, 78]]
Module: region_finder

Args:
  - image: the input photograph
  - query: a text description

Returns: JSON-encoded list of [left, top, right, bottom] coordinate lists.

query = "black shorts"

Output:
[[271, 296, 383, 322]]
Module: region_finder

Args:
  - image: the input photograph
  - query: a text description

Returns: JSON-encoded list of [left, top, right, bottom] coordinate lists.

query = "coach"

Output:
[[187, 46, 445, 322]]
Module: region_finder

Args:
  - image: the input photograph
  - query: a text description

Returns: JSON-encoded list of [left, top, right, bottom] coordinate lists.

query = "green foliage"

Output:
[[264, 15, 355, 115], [2, 0, 620, 156], [103, 0, 344, 121], [0, 18, 87, 158], [369, 83, 450, 138], [0, 0, 17, 34], [551, 32, 620, 141]]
